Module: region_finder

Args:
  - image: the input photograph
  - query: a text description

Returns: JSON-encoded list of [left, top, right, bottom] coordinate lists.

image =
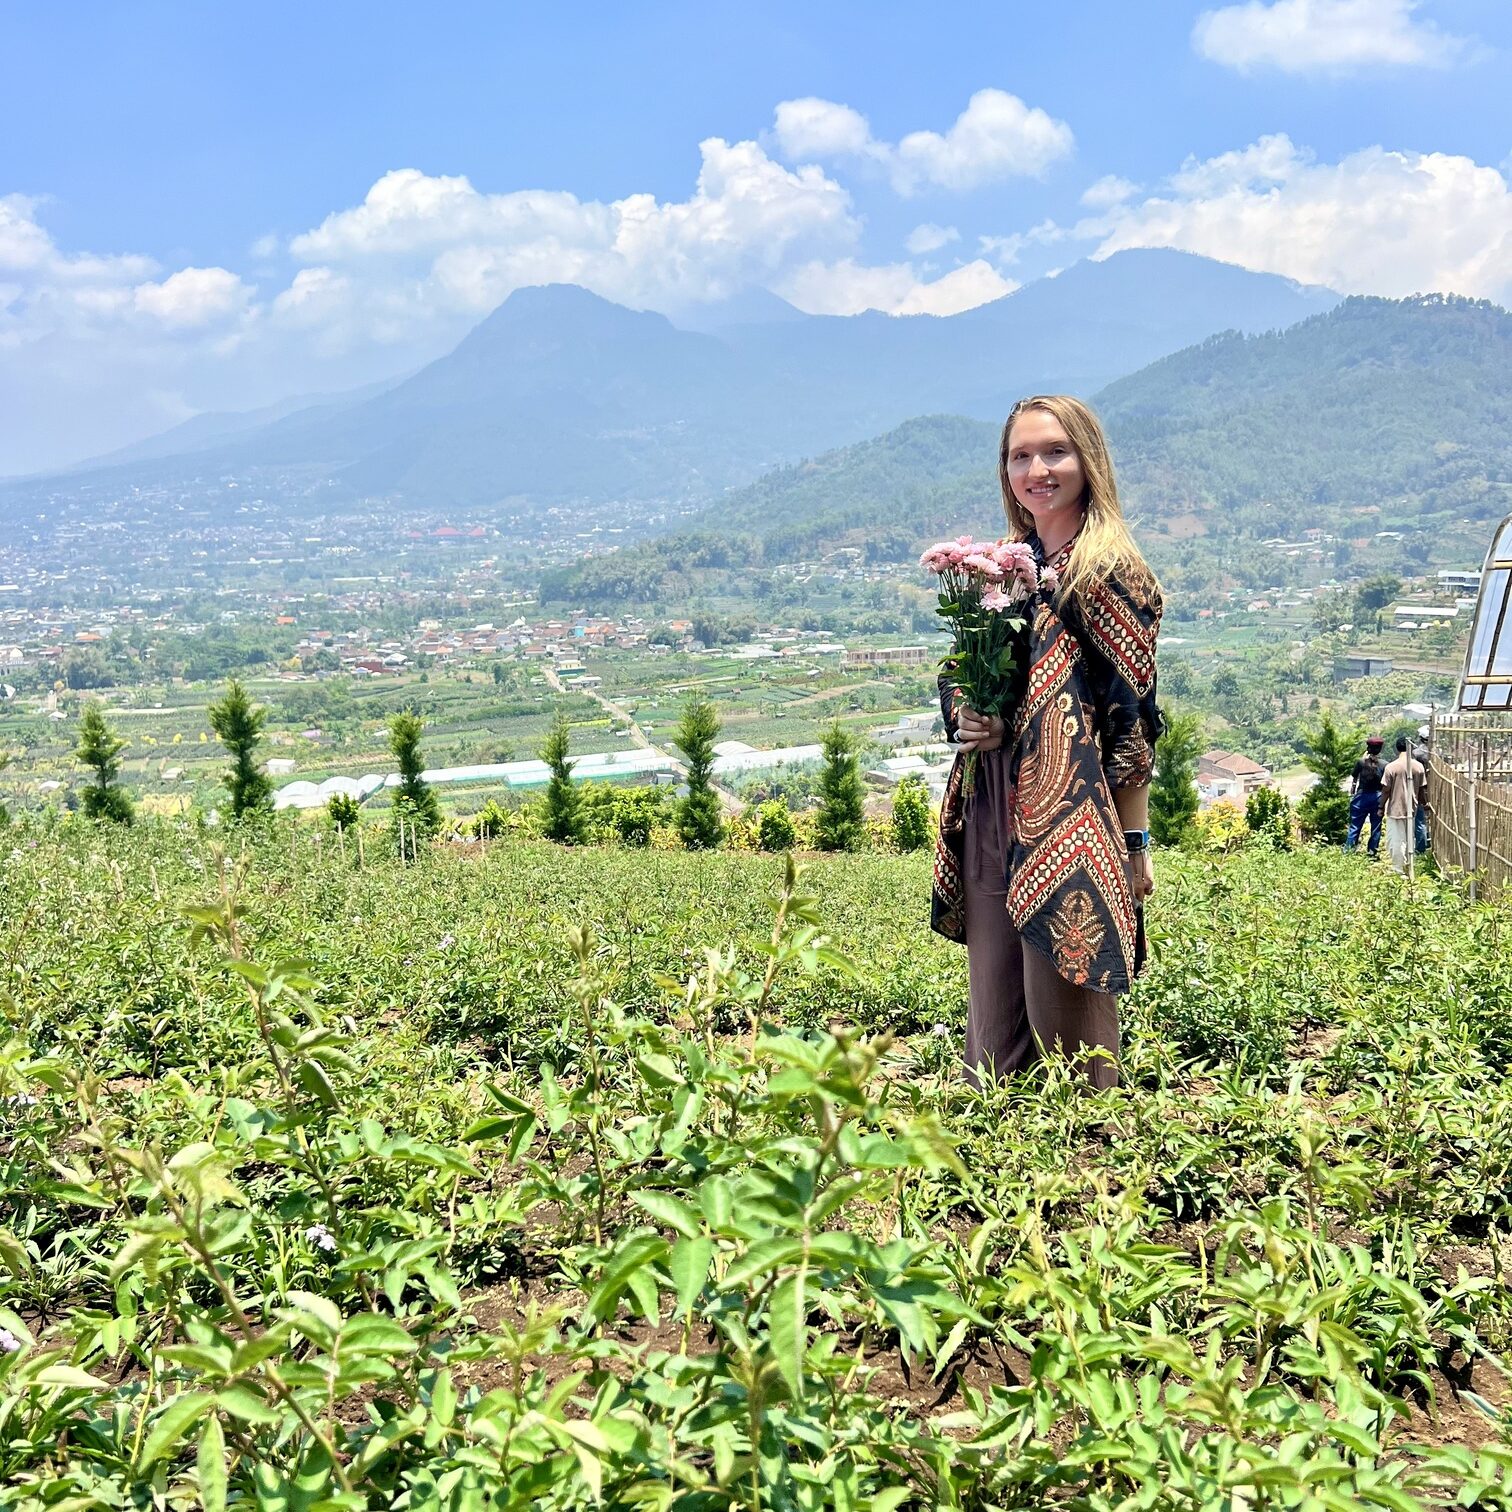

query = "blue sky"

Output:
[[2, 0, 1510, 472]]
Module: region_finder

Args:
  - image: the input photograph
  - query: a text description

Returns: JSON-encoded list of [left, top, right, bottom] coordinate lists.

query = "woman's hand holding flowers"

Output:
[[955, 699, 1005, 754]]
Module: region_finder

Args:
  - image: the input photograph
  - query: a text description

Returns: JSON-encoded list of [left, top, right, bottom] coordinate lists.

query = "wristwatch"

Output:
[[1123, 829, 1149, 853]]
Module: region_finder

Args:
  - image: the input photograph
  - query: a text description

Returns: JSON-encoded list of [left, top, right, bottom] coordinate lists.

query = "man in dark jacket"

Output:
[[1346, 735, 1386, 856]]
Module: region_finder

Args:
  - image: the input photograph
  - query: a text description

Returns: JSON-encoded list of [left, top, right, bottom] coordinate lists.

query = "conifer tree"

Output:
[[1297, 711, 1359, 843], [388, 711, 443, 838], [207, 678, 273, 821], [75, 702, 134, 824], [674, 695, 724, 850], [541, 712, 587, 844], [1149, 711, 1202, 847], [815, 720, 865, 852]]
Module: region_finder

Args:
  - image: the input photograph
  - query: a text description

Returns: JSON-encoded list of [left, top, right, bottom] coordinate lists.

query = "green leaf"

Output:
[[216, 1383, 280, 1425], [724, 1237, 807, 1290], [699, 1176, 733, 1231], [296, 1059, 340, 1109], [585, 1232, 669, 1324], [429, 1369, 456, 1427], [626, 1264, 661, 1325], [0, 1231, 31, 1278], [197, 1413, 227, 1512], [769, 1267, 807, 1402], [33, 1364, 110, 1390], [932, 1317, 970, 1381], [635, 1053, 683, 1088], [140, 1391, 215, 1467], [669, 1236, 714, 1317], [341, 1313, 417, 1356], [630, 1190, 701, 1239]]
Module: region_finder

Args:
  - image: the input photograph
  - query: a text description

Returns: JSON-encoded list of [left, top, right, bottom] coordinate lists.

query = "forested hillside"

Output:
[[543, 293, 1510, 607], [1098, 293, 1512, 529]]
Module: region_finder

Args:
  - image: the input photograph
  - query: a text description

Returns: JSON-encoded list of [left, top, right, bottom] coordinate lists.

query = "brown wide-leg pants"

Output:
[[962, 750, 1121, 1091]]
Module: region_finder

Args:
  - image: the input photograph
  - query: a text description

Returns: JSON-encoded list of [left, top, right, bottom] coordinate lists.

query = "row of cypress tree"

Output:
[[59, 682, 1359, 853], [69, 679, 442, 835], [539, 696, 872, 851]]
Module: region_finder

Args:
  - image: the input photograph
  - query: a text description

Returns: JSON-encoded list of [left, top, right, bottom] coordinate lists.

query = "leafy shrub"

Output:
[[326, 792, 361, 831], [756, 798, 797, 851], [674, 695, 724, 850], [609, 787, 667, 848], [470, 797, 512, 840], [1245, 785, 1294, 850], [891, 775, 933, 852], [540, 712, 587, 844], [1150, 710, 1201, 847], [2, 824, 1510, 1509], [1193, 799, 1249, 852]]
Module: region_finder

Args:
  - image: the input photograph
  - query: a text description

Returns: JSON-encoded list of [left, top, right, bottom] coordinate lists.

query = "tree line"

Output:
[[48, 682, 935, 860]]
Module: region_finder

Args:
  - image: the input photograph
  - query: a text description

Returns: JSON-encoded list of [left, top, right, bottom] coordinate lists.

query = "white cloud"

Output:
[[277, 141, 859, 334], [1192, 0, 1470, 73], [778, 257, 1016, 317], [905, 222, 959, 255], [0, 137, 868, 471], [771, 98, 875, 162], [0, 194, 246, 334], [1085, 134, 1512, 301], [770, 88, 1074, 194], [0, 193, 155, 286], [978, 220, 1067, 269], [1080, 175, 1140, 209], [133, 266, 252, 328]]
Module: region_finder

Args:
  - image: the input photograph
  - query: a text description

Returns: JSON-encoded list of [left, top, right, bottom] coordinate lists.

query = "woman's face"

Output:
[[1006, 408, 1087, 530]]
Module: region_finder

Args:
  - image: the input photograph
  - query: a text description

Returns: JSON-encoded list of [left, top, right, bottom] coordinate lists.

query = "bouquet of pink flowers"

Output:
[[919, 535, 1057, 794]]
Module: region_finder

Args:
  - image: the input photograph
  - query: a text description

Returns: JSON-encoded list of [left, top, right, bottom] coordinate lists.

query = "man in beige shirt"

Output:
[[1380, 735, 1428, 874]]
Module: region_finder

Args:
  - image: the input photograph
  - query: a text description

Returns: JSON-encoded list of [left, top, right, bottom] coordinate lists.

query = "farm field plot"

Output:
[[2, 827, 1512, 1507]]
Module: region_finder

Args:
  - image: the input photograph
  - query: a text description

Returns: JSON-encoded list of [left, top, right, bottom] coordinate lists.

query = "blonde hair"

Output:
[[999, 394, 1158, 608]]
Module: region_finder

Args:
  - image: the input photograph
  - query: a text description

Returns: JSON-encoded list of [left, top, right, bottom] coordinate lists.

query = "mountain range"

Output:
[[539, 292, 1512, 606], [2, 249, 1338, 518]]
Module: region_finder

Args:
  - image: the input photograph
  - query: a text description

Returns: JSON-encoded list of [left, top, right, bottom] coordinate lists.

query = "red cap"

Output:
[[1366, 735, 1384, 750]]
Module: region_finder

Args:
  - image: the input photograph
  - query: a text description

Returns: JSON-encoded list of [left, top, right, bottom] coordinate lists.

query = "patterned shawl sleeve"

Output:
[[1069, 571, 1165, 789], [937, 671, 960, 740]]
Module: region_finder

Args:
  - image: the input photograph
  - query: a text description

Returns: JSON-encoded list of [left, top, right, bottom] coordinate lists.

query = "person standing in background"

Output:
[[1346, 735, 1386, 857], [1380, 735, 1427, 874], [1411, 724, 1433, 854]]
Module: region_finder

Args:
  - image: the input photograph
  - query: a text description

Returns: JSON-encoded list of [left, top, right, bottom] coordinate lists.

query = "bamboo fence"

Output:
[[1426, 713, 1512, 900]]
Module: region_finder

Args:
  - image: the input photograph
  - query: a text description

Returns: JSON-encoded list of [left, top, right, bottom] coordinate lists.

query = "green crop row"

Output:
[[0, 822, 1509, 1508]]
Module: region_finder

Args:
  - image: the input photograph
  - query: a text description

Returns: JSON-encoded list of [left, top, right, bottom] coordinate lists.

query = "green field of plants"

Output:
[[2, 823, 1511, 1509]]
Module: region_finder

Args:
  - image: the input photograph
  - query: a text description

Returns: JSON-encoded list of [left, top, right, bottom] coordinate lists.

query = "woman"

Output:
[[931, 395, 1163, 1090]]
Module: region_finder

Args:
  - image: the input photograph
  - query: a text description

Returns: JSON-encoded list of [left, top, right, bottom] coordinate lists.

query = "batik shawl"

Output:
[[931, 537, 1163, 996]]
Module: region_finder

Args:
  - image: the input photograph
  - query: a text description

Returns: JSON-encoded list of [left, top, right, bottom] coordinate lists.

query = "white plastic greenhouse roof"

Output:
[[272, 773, 386, 811], [710, 744, 823, 775], [1458, 513, 1512, 713]]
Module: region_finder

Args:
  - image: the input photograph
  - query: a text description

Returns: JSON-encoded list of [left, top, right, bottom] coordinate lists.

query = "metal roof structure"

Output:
[[1457, 512, 1512, 713]]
